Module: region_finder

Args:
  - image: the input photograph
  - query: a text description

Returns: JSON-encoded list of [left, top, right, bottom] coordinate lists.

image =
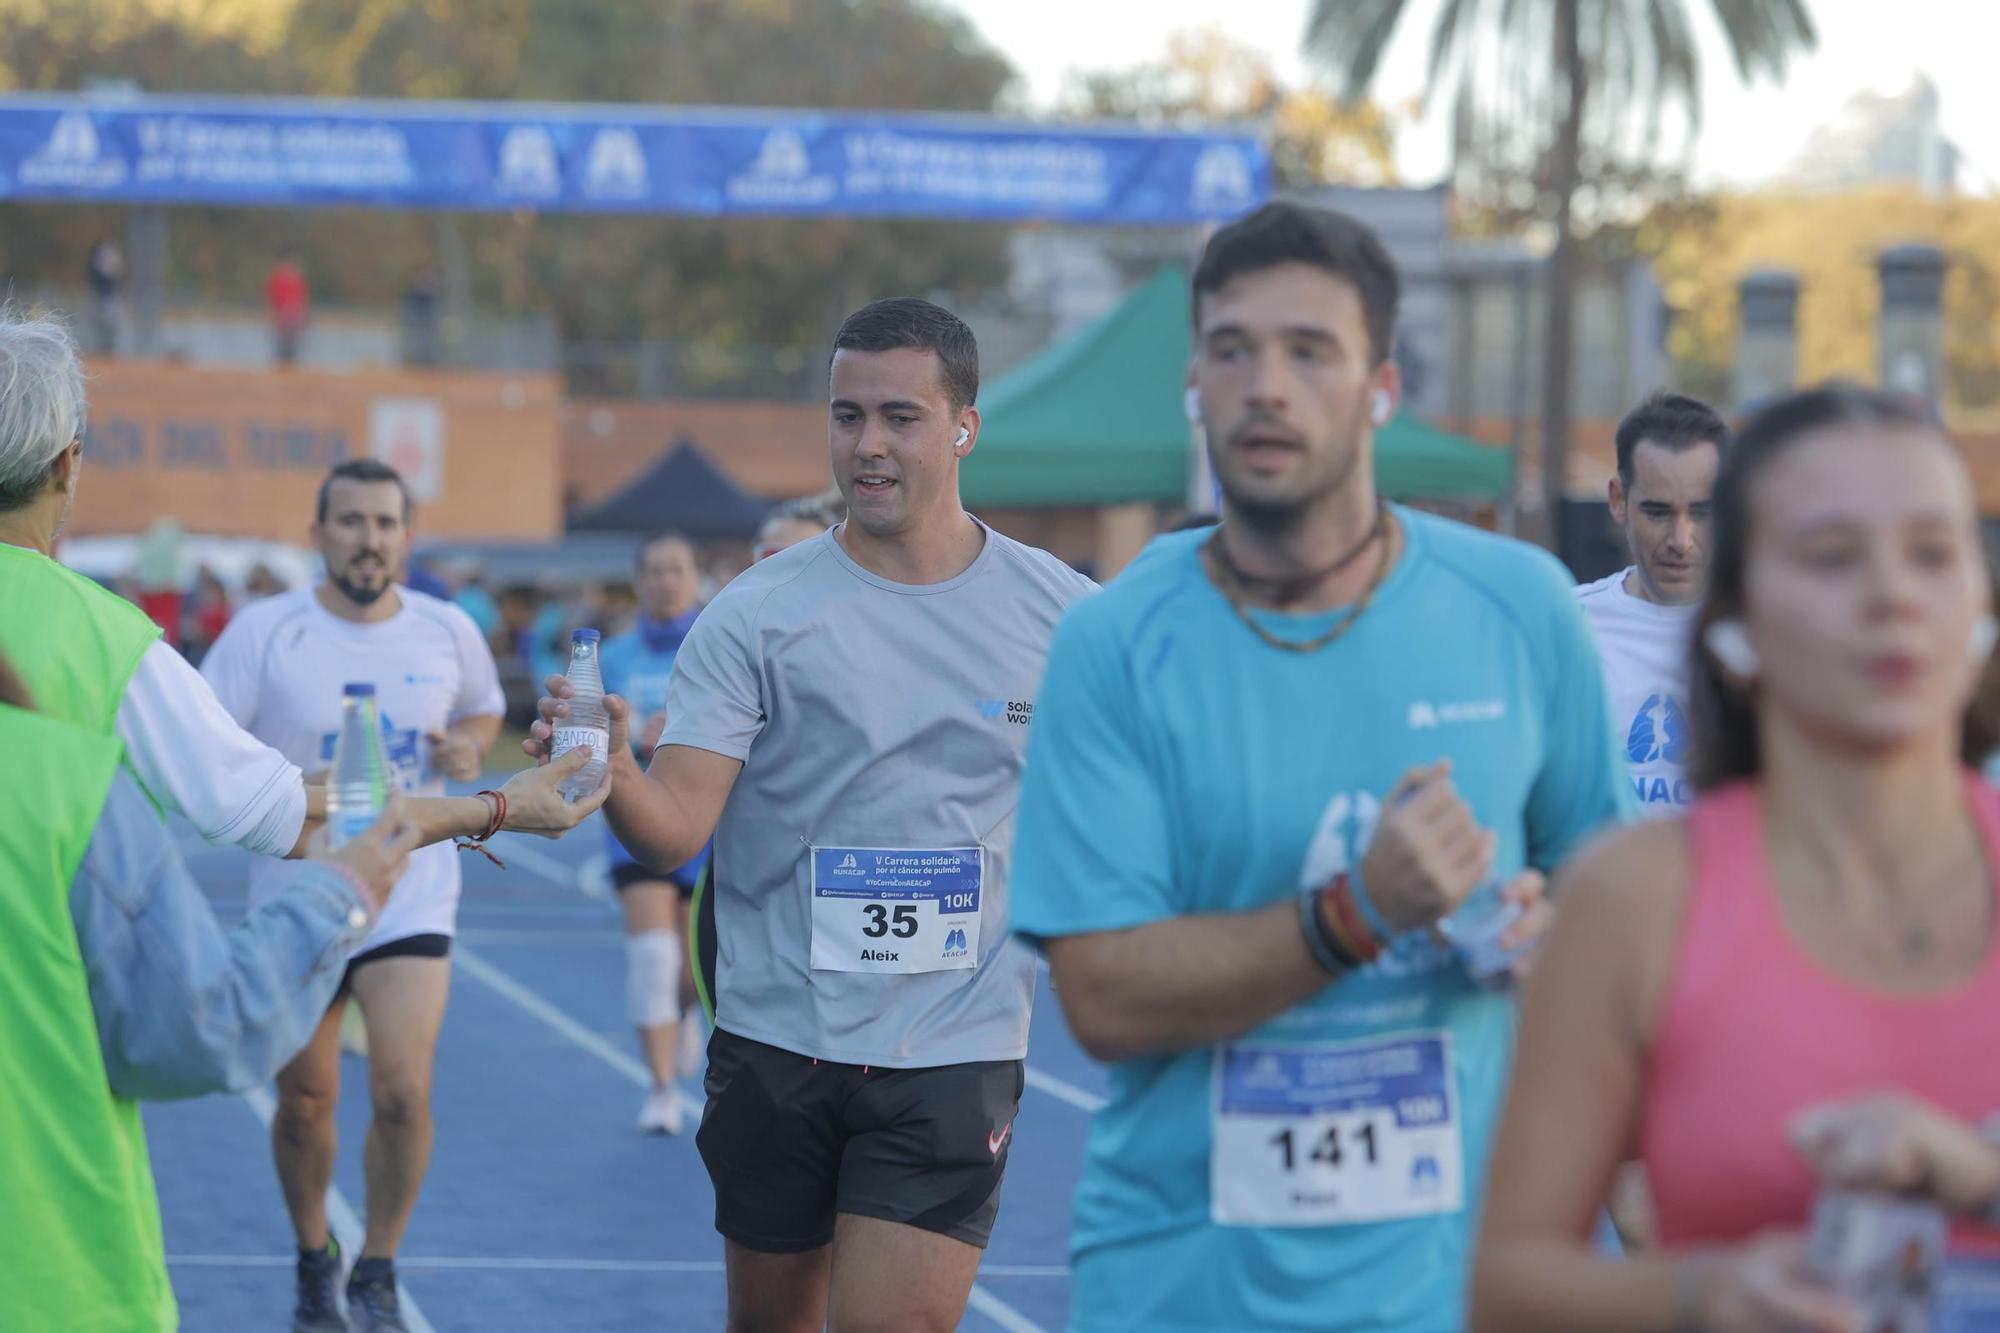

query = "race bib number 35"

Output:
[[809, 847, 982, 975], [1211, 1033, 1462, 1228]]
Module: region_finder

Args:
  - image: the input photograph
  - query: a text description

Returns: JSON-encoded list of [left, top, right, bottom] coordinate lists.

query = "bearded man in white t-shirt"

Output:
[[202, 458, 505, 1333], [1575, 390, 1728, 821]]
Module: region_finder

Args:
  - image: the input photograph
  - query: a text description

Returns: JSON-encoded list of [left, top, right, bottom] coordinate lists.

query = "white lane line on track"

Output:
[[1025, 1066, 1106, 1114], [240, 1087, 438, 1333], [487, 836, 604, 897], [453, 946, 683, 1099], [967, 1282, 1052, 1333], [452, 946, 1049, 1332], [166, 1255, 1068, 1278]]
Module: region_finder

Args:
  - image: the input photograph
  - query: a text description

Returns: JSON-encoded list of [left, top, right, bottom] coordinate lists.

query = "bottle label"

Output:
[[551, 726, 609, 765], [326, 809, 377, 849]]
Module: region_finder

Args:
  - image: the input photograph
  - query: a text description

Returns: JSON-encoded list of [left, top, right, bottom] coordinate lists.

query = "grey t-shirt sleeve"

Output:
[[659, 587, 766, 761]]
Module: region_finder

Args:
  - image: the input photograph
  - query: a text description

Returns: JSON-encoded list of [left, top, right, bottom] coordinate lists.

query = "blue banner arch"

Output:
[[0, 94, 1269, 226]]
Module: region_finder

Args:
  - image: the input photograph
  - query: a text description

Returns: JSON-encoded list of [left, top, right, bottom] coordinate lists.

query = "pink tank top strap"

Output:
[[1660, 783, 1773, 1034]]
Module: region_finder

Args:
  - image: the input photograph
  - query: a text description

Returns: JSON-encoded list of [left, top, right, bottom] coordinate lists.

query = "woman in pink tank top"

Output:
[[1472, 385, 2000, 1332]]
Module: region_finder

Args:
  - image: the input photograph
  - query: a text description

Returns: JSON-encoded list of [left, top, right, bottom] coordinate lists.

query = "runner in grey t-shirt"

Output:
[[529, 298, 1092, 1332], [663, 518, 1089, 1067]]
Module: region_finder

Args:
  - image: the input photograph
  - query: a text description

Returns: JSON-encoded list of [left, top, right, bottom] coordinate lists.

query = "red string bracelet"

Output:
[[454, 789, 508, 868]]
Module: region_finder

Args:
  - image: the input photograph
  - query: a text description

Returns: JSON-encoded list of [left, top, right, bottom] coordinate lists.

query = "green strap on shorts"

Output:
[[687, 863, 716, 1026]]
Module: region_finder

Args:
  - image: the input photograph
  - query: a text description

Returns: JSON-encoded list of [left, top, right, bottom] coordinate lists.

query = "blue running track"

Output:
[[149, 788, 1105, 1332]]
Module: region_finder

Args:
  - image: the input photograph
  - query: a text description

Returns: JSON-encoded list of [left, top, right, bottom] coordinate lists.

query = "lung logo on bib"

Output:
[[1625, 694, 1687, 766]]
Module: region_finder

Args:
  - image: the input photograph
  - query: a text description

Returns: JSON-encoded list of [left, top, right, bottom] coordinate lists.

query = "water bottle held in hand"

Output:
[[551, 629, 609, 801], [1438, 881, 1526, 989], [327, 682, 390, 848], [1386, 775, 1526, 988]]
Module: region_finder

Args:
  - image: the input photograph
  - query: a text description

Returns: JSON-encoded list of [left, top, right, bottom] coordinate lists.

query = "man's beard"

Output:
[[1210, 421, 1366, 540], [331, 563, 391, 606]]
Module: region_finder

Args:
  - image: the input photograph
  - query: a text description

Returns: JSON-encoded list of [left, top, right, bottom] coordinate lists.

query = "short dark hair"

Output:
[[1688, 383, 1994, 788], [830, 298, 979, 411], [1191, 202, 1401, 365], [636, 530, 694, 570], [315, 458, 411, 524], [1615, 390, 1729, 487]]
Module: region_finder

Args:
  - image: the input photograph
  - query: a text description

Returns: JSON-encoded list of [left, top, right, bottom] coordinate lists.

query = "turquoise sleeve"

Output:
[[1009, 604, 1180, 943]]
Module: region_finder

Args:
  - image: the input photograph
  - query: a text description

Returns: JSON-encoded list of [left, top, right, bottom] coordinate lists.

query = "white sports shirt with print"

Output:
[[1576, 567, 1699, 819], [202, 585, 506, 948]]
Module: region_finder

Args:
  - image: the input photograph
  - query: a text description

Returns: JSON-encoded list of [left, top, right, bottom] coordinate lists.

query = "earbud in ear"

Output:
[[1371, 389, 1391, 426], [1703, 620, 1761, 680], [1972, 613, 1998, 663], [954, 426, 970, 451], [1184, 386, 1202, 423]]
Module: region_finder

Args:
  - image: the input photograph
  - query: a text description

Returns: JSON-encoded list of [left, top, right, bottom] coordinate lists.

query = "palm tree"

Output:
[[1305, 0, 1816, 550]]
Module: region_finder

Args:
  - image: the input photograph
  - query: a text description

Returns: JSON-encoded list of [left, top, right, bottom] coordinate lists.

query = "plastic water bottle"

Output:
[[551, 628, 609, 801], [1437, 880, 1528, 989], [326, 682, 389, 848]]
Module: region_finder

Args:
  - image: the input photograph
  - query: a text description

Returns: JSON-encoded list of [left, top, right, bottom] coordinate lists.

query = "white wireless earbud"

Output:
[[954, 426, 970, 452], [1703, 620, 1761, 680], [1184, 386, 1202, 423], [1371, 389, 1391, 425], [1972, 613, 1999, 663]]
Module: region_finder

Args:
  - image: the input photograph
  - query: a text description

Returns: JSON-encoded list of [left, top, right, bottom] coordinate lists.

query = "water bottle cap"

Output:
[[342, 682, 377, 696], [571, 628, 602, 643]]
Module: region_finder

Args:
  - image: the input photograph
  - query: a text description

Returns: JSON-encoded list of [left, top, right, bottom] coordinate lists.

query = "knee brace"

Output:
[[627, 929, 682, 1028]]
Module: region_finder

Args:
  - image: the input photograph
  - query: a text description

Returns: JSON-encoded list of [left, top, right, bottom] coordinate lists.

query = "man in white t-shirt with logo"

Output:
[[1575, 390, 1728, 822], [202, 459, 505, 1333]]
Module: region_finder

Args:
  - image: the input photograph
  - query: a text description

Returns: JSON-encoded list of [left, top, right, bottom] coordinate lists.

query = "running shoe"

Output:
[[636, 1083, 687, 1136], [346, 1260, 409, 1333], [291, 1237, 346, 1333]]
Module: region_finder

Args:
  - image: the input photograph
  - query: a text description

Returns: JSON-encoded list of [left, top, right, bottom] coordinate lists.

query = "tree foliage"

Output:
[[1063, 28, 1400, 191], [0, 0, 1020, 390]]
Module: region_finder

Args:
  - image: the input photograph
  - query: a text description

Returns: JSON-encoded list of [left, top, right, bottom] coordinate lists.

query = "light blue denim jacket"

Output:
[[68, 770, 373, 1100]]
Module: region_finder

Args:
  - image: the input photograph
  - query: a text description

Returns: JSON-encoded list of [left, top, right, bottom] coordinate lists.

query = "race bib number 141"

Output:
[[1211, 1032, 1463, 1228]]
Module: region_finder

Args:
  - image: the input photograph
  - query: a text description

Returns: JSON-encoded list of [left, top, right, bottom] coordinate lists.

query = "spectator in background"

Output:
[[751, 488, 846, 562], [266, 251, 310, 367], [449, 564, 501, 645], [402, 555, 452, 601], [180, 565, 232, 667], [131, 518, 186, 652], [86, 237, 121, 356], [402, 264, 442, 369], [244, 562, 288, 601]]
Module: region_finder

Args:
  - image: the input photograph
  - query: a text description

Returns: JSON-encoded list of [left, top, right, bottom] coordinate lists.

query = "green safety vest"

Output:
[[0, 703, 175, 1330], [0, 541, 162, 737]]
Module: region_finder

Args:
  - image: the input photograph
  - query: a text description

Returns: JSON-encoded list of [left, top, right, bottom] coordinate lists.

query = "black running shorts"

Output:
[[335, 931, 451, 1000], [609, 860, 699, 900], [696, 1027, 1024, 1254]]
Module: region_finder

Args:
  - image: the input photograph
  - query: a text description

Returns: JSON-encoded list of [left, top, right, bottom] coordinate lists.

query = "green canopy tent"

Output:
[[963, 265, 1513, 507]]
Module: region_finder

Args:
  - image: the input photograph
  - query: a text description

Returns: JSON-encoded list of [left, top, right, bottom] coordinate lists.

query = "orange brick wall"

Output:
[[71, 359, 563, 542]]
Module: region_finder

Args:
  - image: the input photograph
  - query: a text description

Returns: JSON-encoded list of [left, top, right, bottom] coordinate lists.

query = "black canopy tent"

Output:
[[567, 440, 773, 541]]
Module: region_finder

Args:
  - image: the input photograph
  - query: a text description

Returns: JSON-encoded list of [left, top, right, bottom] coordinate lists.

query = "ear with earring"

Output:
[[1703, 620, 1760, 680]]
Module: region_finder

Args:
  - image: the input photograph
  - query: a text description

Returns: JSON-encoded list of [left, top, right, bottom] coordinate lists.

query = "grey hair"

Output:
[[0, 313, 87, 513]]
